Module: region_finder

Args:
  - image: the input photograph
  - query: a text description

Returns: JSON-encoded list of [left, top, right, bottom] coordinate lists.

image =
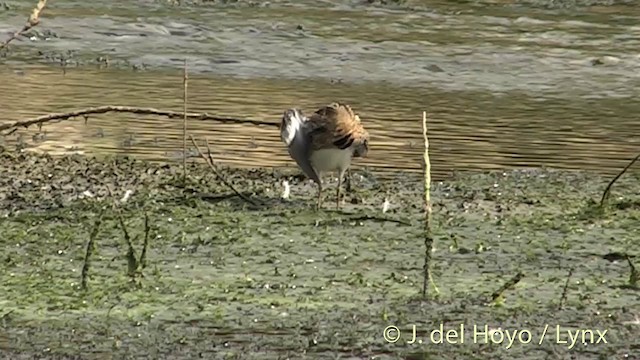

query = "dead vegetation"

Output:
[[0, 0, 48, 51]]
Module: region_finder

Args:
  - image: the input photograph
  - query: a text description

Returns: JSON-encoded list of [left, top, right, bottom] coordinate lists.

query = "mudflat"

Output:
[[0, 149, 638, 359]]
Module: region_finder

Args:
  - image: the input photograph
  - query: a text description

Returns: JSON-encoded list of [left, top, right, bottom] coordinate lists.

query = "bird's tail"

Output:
[[280, 108, 306, 147]]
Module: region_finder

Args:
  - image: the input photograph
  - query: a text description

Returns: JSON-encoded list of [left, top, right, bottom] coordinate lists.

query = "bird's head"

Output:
[[354, 138, 369, 158], [280, 108, 305, 145]]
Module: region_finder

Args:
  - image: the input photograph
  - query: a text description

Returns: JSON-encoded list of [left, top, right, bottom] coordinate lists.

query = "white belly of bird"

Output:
[[309, 148, 352, 175]]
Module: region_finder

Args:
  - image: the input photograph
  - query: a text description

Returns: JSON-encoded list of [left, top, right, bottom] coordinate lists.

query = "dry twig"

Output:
[[0, 106, 278, 135], [312, 213, 412, 227], [182, 59, 189, 185], [347, 214, 411, 226], [600, 153, 640, 207], [0, 0, 48, 51], [189, 135, 257, 205]]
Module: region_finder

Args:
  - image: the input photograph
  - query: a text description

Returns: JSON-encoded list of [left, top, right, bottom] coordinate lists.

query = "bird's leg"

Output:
[[315, 183, 323, 211], [315, 173, 324, 211], [336, 169, 349, 209], [336, 171, 343, 209], [345, 169, 352, 193], [336, 179, 342, 209]]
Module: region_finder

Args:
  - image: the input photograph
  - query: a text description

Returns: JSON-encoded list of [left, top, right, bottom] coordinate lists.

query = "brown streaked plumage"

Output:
[[280, 102, 369, 210]]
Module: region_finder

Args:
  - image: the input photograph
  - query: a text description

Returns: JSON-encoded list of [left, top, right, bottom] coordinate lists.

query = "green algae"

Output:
[[0, 151, 639, 359]]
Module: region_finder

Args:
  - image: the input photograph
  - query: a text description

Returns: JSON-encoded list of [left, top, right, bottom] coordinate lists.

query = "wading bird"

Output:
[[280, 102, 369, 209]]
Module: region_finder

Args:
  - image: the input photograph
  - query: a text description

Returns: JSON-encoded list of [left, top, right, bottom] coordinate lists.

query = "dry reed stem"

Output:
[[0, 106, 278, 135], [81, 209, 104, 290], [421, 111, 439, 298], [600, 153, 640, 207], [182, 59, 188, 185], [189, 134, 257, 205], [0, 0, 48, 51]]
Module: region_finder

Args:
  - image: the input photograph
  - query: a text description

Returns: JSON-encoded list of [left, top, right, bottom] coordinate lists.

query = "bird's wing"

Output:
[[307, 102, 369, 152]]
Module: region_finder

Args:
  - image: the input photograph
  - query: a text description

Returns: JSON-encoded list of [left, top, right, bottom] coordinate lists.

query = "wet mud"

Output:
[[3, 0, 640, 92], [1, 150, 639, 359]]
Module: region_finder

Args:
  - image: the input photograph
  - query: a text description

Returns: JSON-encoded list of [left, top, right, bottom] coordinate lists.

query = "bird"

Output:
[[280, 102, 369, 210]]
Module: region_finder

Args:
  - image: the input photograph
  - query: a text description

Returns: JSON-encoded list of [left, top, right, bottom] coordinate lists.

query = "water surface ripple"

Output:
[[1, 0, 639, 178]]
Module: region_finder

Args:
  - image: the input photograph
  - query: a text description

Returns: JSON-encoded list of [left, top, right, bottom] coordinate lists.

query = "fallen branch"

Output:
[[600, 153, 640, 207], [0, 105, 279, 135], [0, 0, 48, 51], [189, 135, 257, 206], [347, 214, 411, 226], [312, 214, 412, 227]]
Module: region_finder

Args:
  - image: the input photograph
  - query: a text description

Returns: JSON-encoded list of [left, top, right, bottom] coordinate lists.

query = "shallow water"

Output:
[[1, 0, 640, 179]]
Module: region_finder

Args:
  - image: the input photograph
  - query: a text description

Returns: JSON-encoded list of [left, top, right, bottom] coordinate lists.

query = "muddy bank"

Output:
[[0, 150, 638, 359], [378, 0, 639, 8]]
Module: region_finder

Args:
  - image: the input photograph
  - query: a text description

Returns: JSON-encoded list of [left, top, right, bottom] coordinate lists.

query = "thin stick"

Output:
[[557, 267, 573, 310], [421, 111, 439, 298], [81, 209, 104, 290], [490, 271, 525, 302], [189, 135, 257, 205], [312, 214, 412, 227], [0, 0, 48, 51], [600, 153, 640, 207], [139, 212, 150, 269], [0, 106, 279, 134], [182, 59, 188, 185]]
